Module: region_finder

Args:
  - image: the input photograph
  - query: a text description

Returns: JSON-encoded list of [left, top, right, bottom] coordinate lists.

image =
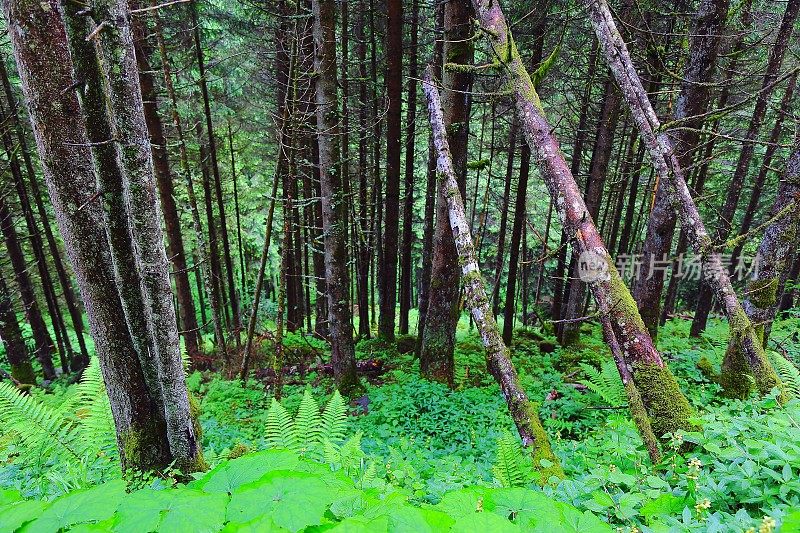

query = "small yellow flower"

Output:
[[694, 498, 711, 513], [689, 457, 703, 469], [745, 528, 755, 533], [759, 516, 777, 533], [609, 464, 617, 472], [476, 497, 483, 512]]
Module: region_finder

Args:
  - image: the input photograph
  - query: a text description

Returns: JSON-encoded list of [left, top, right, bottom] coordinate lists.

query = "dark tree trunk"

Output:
[[399, 0, 419, 335], [0, 269, 35, 385], [633, 0, 730, 340], [502, 140, 530, 344], [311, 0, 358, 394], [420, 0, 473, 385], [490, 120, 516, 318], [355, 0, 370, 337], [0, 198, 56, 380]]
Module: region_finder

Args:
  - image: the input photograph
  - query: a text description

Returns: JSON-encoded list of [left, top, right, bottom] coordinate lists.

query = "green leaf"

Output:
[[114, 488, 228, 533], [782, 510, 800, 532], [639, 494, 686, 523], [193, 449, 301, 493], [434, 487, 490, 518], [221, 515, 290, 532], [226, 470, 333, 531], [590, 491, 614, 508], [327, 515, 389, 532], [451, 512, 518, 532], [21, 480, 125, 533], [0, 500, 47, 532]]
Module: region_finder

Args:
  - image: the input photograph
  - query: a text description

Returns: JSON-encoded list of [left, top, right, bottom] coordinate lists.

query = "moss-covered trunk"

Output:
[[586, 0, 781, 399], [472, 0, 695, 442], [0, 270, 35, 386], [423, 68, 563, 482]]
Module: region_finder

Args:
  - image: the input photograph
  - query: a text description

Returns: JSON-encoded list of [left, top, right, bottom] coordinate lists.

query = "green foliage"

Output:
[[767, 351, 800, 400], [492, 430, 529, 488], [0, 449, 612, 532], [578, 359, 626, 406]]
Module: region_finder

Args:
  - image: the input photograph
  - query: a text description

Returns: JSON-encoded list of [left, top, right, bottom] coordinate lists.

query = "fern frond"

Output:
[[265, 398, 296, 450], [293, 388, 321, 455], [320, 390, 347, 445], [768, 351, 800, 400], [322, 438, 340, 467], [338, 432, 364, 475], [492, 429, 525, 488], [0, 382, 84, 465], [578, 359, 626, 406]]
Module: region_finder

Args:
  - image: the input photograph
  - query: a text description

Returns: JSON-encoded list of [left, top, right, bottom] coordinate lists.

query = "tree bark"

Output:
[[132, 19, 201, 359], [490, 120, 516, 318], [424, 68, 563, 481], [473, 0, 695, 441], [632, 0, 730, 340], [311, 0, 358, 394], [92, 0, 203, 469], [4, 0, 173, 471], [586, 0, 781, 398], [420, 0, 473, 385]]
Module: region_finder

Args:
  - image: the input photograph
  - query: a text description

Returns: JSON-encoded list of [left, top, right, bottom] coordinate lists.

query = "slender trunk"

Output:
[[133, 20, 200, 358], [474, 0, 695, 440], [0, 200, 56, 379], [424, 70, 563, 481], [490, 120, 516, 317], [0, 270, 35, 386], [587, 0, 781, 398], [416, 0, 445, 352], [420, 0, 473, 385], [311, 0, 358, 393], [191, 0, 241, 341], [399, 0, 419, 335], [503, 142, 530, 344], [355, 0, 370, 337], [778, 250, 800, 312], [229, 122, 247, 304]]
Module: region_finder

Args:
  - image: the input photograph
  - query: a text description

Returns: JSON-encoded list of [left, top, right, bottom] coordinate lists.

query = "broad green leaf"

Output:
[[327, 515, 389, 532], [194, 449, 301, 493], [0, 500, 47, 532], [434, 487, 490, 518], [21, 480, 125, 533], [226, 470, 332, 531], [221, 515, 290, 532], [451, 512, 518, 532], [115, 488, 228, 533], [783, 510, 800, 533]]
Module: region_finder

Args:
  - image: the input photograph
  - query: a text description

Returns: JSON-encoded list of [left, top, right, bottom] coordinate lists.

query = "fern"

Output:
[[579, 359, 626, 406], [492, 430, 526, 488], [294, 388, 321, 455], [768, 351, 800, 400], [265, 398, 296, 450], [320, 390, 347, 445]]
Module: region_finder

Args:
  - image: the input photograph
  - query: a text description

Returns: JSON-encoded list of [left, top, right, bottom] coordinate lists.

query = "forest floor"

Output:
[[2, 313, 800, 531]]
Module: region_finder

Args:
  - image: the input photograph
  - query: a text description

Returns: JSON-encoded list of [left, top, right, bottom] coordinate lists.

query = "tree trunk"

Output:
[[190, 0, 241, 342], [490, 120, 516, 318], [399, 0, 419, 335], [503, 142, 530, 344], [92, 0, 203, 470], [132, 19, 200, 358], [0, 198, 56, 380], [473, 0, 695, 441], [420, 0, 473, 385], [632, 0, 730, 340], [0, 52, 89, 370], [4, 0, 173, 471], [778, 250, 800, 312], [0, 269, 35, 386], [424, 68, 563, 481], [311, 0, 358, 394], [586, 0, 781, 399]]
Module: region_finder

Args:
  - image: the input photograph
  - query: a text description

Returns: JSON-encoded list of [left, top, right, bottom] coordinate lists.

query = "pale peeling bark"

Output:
[[586, 0, 781, 398], [423, 68, 563, 482], [3, 0, 171, 471], [472, 0, 694, 440], [92, 0, 202, 470], [632, 0, 729, 340], [312, 0, 358, 394]]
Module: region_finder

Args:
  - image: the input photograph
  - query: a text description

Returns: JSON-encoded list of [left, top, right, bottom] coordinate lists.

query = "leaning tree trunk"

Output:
[[691, 0, 800, 335], [92, 0, 203, 471], [472, 0, 695, 441], [0, 269, 35, 386], [632, 0, 729, 340], [738, 137, 800, 347], [424, 69, 563, 482], [420, 0, 472, 385], [311, 0, 358, 394], [3, 0, 173, 472], [586, 0, 781, 399]]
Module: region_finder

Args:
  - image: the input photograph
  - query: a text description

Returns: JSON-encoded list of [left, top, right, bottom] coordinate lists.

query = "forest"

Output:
[[0, 0, 798, 530]]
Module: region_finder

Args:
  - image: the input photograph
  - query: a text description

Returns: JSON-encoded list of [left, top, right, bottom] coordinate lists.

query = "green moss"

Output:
[[632, 362, 697, 440], [227, 443, 250, 460], [696, 356, 718, 382], [719, 341, 754, 400], [10, 363, 36, 386], [396, 334, 417, 354], [521, 402, 564, 484]]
